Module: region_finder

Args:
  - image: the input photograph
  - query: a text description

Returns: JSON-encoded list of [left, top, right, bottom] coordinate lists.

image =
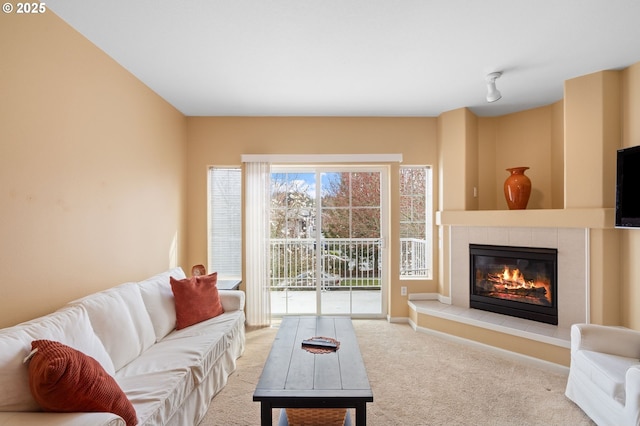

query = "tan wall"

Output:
[[465, 109, 480, 210], [551, 101, 565, 209], [0, 11, 187, 327], [477, 117, 498, 210], [436, 108, 479, 298], [565, 71, 621, 209], [437, 109, 469, 211], [589, 229, 621, 325], [564, 70, 624, 326], [621, 63, 640, 329], [186, 117, 437, 317]]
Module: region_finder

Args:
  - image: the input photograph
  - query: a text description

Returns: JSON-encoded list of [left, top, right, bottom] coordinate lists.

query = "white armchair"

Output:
[[565, 323, 640, 426]]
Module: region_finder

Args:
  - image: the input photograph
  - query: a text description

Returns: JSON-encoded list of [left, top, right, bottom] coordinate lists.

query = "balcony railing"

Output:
[[270, 237, 430, 290], [400, 238, 431, 277]]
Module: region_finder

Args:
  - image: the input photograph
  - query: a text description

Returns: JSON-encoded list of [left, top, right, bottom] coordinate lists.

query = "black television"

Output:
[[615, 145, 640, 228]]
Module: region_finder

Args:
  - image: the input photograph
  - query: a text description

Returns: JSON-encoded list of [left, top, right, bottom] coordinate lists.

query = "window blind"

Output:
[[208, 167, 242, 278]]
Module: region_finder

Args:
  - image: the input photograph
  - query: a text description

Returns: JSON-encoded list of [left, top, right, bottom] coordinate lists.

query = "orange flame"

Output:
[[486, 266, 552, 304]]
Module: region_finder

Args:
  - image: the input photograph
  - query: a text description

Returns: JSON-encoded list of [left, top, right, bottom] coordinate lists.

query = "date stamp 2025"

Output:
[[3, 2, 47, 14]]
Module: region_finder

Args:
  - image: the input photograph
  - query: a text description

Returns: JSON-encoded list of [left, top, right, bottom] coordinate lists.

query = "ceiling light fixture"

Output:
[[486, 72, 502, 103]]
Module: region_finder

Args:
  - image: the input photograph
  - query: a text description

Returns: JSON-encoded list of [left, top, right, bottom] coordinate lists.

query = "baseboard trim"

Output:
[[408, 292, 452, 304], [387, 315, 410, 324]]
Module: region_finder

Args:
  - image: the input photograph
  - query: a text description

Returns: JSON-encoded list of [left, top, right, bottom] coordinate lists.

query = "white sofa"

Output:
[[0, 267, 245, 426], [565, 323, 640, 426]]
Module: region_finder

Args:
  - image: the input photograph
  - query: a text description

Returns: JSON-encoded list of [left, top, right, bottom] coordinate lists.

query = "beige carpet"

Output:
[[199, 320, 594, 426]]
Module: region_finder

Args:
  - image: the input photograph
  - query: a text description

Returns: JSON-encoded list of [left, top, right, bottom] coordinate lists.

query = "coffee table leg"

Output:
[[355, 402, 367, 426], [260, 402, 272, 426]]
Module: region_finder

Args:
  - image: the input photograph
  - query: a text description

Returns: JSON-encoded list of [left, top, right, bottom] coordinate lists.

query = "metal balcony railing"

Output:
[[270, 237, 430, 290], [400, 238, 431, 277]]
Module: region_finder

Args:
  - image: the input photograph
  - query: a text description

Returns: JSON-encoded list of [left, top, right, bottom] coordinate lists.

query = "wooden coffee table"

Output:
[[253, 316, 373, 426]]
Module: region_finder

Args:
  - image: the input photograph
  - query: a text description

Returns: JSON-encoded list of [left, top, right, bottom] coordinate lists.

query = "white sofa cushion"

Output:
[[72, 282, 156, 371], [117, 367, 194, 425], [138, 267, 186, 342], [0, 305, 114, 412], [574, 349, 639, 404], [158, 329, 227, 386], [119, 314, 236, 386]]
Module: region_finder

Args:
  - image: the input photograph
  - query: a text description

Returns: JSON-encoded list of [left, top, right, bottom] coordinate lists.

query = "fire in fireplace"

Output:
[[469, 244, 558, 325]]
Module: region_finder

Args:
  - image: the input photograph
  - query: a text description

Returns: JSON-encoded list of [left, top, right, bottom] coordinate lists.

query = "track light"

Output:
[[486, 72, 502, 103]]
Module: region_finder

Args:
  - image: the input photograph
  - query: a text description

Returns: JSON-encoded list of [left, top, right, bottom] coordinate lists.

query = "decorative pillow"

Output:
[[170, 272, 224, 330], [27, 340, 137, 426], [0, 305, 115, 413]]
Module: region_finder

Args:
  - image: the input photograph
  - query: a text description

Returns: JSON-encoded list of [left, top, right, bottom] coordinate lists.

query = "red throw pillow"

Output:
[[28, 339, 137, 426], [170, 272, 225, 330]]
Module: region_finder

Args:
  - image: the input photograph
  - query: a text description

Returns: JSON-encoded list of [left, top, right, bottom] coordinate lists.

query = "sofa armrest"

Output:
[[625, 366, 640, 426], [0, 412, 124, 426], [571, 323, 640, 358], [219, 290, 245, 312]]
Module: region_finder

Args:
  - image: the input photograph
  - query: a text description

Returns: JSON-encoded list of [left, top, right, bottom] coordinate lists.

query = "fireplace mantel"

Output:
[[436, 208, 614, 229]]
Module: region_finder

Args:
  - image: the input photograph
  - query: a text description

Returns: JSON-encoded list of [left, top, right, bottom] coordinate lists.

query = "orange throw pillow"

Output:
[[170, 272, 225, 330], [28, 339, 137, 426]]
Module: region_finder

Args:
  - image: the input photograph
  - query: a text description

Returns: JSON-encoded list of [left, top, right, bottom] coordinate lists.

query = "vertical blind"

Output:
[[244, 162, 272, 326], [208, 167, 242, 278]]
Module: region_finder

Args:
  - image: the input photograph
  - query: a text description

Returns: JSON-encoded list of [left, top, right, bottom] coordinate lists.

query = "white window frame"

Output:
[[399, 165, 433, 280]]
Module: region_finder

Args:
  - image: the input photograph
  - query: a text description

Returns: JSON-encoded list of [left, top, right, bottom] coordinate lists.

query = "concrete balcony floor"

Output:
[[270, 289, 383, 317]]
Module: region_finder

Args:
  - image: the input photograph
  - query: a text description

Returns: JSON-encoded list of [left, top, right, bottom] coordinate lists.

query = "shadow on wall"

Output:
[[528, 188, 545, 209]]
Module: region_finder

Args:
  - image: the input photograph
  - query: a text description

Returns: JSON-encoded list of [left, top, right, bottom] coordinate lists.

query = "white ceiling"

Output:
[[46, 0, 640, 117]]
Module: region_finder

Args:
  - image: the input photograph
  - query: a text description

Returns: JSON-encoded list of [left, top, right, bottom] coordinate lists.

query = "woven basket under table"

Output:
[[285, 408, 347, 426]]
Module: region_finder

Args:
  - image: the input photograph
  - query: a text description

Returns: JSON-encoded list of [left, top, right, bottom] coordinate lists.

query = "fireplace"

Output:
[[469, 244, 558, 325]]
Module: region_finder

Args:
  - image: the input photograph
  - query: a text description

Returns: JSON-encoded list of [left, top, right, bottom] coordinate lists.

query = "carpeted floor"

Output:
[[199, 320, 594, 426]]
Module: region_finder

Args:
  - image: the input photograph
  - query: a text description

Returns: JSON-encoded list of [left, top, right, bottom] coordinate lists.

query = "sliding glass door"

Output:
[[270, 166, 387, 317]]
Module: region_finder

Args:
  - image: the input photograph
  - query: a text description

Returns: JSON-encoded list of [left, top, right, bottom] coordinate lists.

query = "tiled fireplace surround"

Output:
[[414, 225, 588, 347]]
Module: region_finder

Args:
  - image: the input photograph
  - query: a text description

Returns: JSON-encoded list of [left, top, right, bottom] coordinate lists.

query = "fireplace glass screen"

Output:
[[469, 244, 558, 325]]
